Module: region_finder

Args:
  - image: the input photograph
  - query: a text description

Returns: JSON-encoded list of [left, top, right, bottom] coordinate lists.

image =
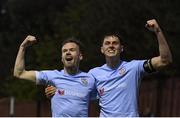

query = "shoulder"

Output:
[[89, 64, 106, 73], [79, 71, 94, 79], [36, 69, 63, 77], [124, 60, 146, 67], [124, 60, 147, 74], [78, 71, 95, 84], [79, 71, 91, 76]]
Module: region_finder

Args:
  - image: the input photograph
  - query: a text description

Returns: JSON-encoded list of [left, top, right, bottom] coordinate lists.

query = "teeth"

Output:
[[108, 50, 114, 53]]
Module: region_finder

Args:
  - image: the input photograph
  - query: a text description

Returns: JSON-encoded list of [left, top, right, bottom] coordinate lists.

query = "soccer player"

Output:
[[45, 19, 172, 117], [13, 36, 95, 117]]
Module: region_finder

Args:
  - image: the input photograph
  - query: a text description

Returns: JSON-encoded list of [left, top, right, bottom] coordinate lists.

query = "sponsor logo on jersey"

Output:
[[99, 88, 104, 96], [119, 67, 126, 76], [58, 89, 86, 98], [80, 78, 88, 86], [58, 90, 64, 95]]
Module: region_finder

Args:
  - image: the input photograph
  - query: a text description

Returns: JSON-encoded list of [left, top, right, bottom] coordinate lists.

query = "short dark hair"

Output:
[[61, 37, 84, 53], [102, 32, 124, 45]]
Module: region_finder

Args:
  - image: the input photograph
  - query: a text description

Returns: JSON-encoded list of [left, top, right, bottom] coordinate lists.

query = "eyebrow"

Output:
[[104, 40, 119, 43], [62, 47, 77, 51]]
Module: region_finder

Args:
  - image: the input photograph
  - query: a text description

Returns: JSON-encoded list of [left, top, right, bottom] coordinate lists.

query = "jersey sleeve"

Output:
[[88, 70, 99, 100], [35, 71, 51, 85], [137, 60, 146, 74], [133, 60, 147, 79], [89, 87, 98, 100]]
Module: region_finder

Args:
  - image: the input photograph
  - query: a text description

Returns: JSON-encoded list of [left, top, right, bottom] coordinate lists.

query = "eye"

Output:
[[70, 48, 76, 51], [62, 49, 67, 53], [62, 50, 66, 53], [104, 41, 110, 45], [112, 41, 119, 45]]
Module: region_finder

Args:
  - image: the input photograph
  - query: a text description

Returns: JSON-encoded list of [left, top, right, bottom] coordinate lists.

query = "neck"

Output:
[[106, 56, 121, 69], [64, 66, 79, 75]]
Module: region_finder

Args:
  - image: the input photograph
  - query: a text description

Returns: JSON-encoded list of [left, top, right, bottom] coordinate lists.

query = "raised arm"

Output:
[[146, 19, 172, 70], [13, 35, 37, 82]]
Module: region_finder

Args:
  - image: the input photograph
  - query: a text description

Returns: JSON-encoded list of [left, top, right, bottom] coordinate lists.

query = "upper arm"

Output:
[[151, 56, 170, 70], [15, 70, 36, 82]]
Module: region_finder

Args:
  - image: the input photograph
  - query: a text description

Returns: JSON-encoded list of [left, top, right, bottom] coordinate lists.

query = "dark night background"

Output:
[[0, 0, 180, 116]]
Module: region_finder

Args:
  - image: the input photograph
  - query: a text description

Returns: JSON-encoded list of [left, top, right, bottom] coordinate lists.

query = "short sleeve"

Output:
[[136, 60, 147, 76], [88, 70, 98, 100], [35, 71, 49, 85], [89, 88, 98, 100]]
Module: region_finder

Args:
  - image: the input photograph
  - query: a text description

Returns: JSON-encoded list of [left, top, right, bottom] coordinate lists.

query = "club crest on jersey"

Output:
[[80, 78, 88, 86], [119, 67, 126, 76], [58, 90, 64, 95], [99, 88, 104, 96]]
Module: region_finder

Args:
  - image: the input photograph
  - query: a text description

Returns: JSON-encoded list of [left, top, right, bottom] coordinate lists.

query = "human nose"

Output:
[[65, 50, 71, 55], [108, 43, 114, 48]]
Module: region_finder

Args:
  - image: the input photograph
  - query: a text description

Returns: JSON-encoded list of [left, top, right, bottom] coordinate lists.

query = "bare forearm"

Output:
[[13, 35, 37, 81], [146, 19, 172, 70], [156, 29, 172, 64], [14, 46, 26, 78]]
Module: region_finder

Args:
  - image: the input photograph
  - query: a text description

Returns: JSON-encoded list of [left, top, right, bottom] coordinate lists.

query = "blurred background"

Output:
[[0, 0, 180, 116]]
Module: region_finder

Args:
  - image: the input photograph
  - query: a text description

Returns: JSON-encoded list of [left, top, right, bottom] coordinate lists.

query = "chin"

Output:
[[106, 54, 117, 57], [64, 63, 73, 67]]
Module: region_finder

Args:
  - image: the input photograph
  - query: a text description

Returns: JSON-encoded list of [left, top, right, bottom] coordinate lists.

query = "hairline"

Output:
[[102, 35, 122, 45], [61, 38, 84, 53]]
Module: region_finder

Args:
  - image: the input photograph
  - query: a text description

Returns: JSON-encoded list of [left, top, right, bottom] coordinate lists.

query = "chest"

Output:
[[95, 67, 139, 91], [51, 76, 94, 94]]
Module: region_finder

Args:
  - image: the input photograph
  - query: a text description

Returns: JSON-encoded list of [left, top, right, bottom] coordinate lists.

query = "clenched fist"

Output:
[[20, 35, 37, 48], [45, 85, 56, 99], [145, 19, 161, 33]]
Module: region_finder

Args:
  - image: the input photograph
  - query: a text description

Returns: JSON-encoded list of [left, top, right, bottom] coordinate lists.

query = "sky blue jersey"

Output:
[[89, 60, 146, 117], [36, 70, 95, 117]]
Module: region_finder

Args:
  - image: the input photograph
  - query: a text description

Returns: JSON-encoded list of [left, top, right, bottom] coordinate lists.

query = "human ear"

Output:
[[79, 53, 83, 60], [101, 46, 104, 54], [120, 45, 124, 52]]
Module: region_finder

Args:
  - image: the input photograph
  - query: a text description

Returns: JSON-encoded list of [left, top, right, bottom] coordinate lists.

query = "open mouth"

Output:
[[108, 50, 115, 53], [65, 56, 73, 61]]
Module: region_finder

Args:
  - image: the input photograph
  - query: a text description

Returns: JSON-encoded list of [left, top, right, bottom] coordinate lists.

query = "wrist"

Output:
[[155, 28, 161, 34], [20, 44, 27, 50]]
